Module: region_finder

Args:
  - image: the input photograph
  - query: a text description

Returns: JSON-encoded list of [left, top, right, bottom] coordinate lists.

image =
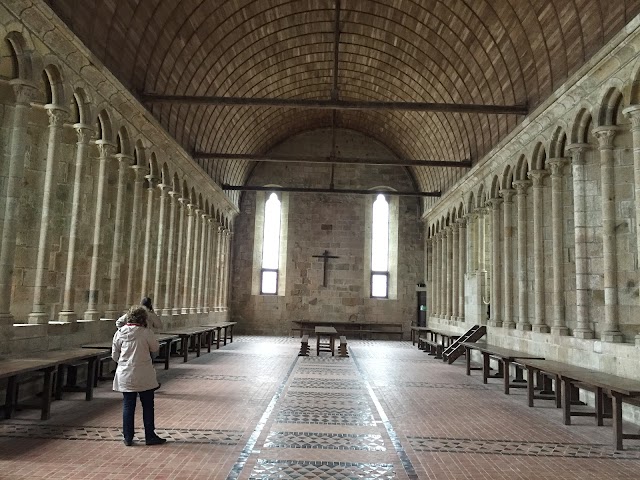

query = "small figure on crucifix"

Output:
[[312, 250, 339, 287]]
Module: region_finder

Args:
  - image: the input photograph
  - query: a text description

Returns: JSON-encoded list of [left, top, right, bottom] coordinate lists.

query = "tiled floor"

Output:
[[1, 337, 640, 479]]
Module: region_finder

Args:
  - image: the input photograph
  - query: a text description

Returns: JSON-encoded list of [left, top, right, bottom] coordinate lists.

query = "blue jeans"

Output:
[[122, 389, 156, 442]]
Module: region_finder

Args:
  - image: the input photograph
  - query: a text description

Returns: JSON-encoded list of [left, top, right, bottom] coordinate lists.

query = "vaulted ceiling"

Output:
[[47, 0, 640, 204]]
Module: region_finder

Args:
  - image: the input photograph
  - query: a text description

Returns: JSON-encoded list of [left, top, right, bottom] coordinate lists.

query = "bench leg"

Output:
[[527, 368, 534, 407], [503, 360, 511, 395], [482, 353, 489, 384], [55, 365, 65, 400], [595, 387, 604, 426], [562, 378, 572, 425], [182, 337, 188, 362], [164, 341, 171, 370], [85, 358, 96, 401], [612, 393, 623, 450], [41, 367, 55, 421], [4, 375, 17, 419], [554, 374, 562, 408], [465, 347, 471, 375]]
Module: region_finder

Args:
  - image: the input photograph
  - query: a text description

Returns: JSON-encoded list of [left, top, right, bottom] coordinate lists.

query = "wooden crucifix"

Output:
[[312, 250, 339, 287]]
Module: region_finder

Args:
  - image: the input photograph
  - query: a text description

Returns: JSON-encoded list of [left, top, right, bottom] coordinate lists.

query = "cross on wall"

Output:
[[312, 250, 339, 287]]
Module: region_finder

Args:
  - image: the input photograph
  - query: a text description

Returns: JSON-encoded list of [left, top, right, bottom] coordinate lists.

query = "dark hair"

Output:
[[127, 306, 148, 327], [141, 297, 153, 311]]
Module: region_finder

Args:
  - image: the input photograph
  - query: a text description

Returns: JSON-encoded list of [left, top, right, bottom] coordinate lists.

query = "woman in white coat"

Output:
[[112, 306, 166, 446]]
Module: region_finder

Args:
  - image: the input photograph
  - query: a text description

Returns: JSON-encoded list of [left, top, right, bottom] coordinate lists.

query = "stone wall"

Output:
[[231, 129, 423, 337]]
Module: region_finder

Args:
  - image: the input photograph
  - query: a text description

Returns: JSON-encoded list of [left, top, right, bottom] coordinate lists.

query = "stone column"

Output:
[[500, 189, 516, 329], [28, 106, 68, 324], [593, 126, 624, 342], [446, 227, 454, 319], [440, 231, 447, 318], [623, 106, 640, 344], [0, 81, 36, 325], [84, 140, 116, 321], [58, 124, 93, 322], [425, 237, 432, 318], [212, 224, 223, 311], [189, 208, 202, 313], [513, 180, 531, 330], [478, 209, 486, 273], [217, 228, 228, 311], [197, 211, 209, 313], [489, 198, 503, 327], [182, 203, 195, 314], [467, 213, 477, 273], [208, 220, 220, 311], [172, 198, 187, 314], [567, 144, 594, 339], [431, 233, 438, 317], [451, 224, 459, 320], [104, 153, 133, 319], [527, 169, 549, 333], [223, 230, 233, 309], [457, 217, 467, 321], [548, 158, 570, 336], [161, 190, 179, 315], [140, 175, 156, 298], [152, 183, 169, 308], [203, 216, 214, 314], [125, 166, 146, 306]]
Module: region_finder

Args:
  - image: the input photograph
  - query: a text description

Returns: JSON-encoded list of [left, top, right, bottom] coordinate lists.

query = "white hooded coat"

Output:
[[112, 325, 160, 393]]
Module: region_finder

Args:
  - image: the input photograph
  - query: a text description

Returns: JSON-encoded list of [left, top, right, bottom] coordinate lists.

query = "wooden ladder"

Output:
[[442, 325, 486, 364]]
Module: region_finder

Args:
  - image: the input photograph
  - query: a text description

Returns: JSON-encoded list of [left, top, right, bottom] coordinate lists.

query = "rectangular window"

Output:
[[371, 271, 389, 298], [261, 268, 278, 294]]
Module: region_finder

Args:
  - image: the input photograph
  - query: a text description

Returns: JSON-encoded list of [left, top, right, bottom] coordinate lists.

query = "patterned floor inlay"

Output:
[[278, 404, 372, 415], [296, 367, 357, 376], [0, 423, 244, 444], [275, 410, 377, 426], [401, 381, 489, 389], [173, 373, 252, 382], [263, 431, 386, 450], [249, 460, 395, 479], [407, 436, 640, 459], [289, 378, 363, 389]]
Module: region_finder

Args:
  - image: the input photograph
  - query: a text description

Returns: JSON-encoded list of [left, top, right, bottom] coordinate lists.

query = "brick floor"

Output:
[[1, 337, 639, 479]]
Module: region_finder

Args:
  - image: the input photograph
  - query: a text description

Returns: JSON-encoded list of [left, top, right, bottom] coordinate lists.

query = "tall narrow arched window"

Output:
[[261, 192, 281, 294], [371, 194, 390, 298]]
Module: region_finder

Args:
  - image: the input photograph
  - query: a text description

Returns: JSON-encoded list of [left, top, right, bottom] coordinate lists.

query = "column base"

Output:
[[57, 311, 77, 323], [159, 309, 172, 316], [181, 308, 190, 315], [84, 310, 102, 321], [503, 321, 516, 329], [196, 308, 203, 314], [103, 310, 119, 320], [602, 331, 625, 343], [573, 328, 594, 339], [551, 326, 570, 336], [188, 308, 198, 314], [456, 316, 465, 322], [27, 312, 49, 324], [488, 320, 502, 328], [0, 313, 15, 326], [532, 324, 550, 333], [171, 308, 181, 315], [516, 323, 532, 331]]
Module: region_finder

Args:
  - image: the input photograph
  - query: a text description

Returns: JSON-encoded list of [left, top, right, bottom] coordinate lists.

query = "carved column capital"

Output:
[[547, 157, 569, 177], [115, 153, 134, 166], [527, 169, 548, 186], [95, 140, 116, 158], [499, 188, 515, 202], [45, 105, 68, 126], [487, 197, 503, 209], [144, 174, 157, 189], [593, 126, 619, 149], [566, 143, 590, 165], [512, 179, 531, 194], [623, 105, 640, 129], [131, 164, 147, 181], [73, 123, 94, 144], [9, 79, 38, 105]]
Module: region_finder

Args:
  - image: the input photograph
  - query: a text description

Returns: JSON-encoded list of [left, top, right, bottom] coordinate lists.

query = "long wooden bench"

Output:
[[203, 322, 237, 347], [83, 334, 180, 371], [410, 326, 431, 345], [338, 336, 349, 357], [298, 335, 310, 356], [418, 327, 460, 359], [515, 357, 640, 451], [159, 327, 216, 362], [292, 320, 403, 340]]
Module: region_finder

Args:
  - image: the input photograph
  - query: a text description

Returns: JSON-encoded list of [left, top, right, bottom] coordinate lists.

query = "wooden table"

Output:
[[315, 326, 338, 356], [461, 342, 544, 394], [0, 357, 58, 420], [83, 334, 179, 371], [203, 322, 237, 347], [294, 320, 403, 339], [410, 326, 431, 345], [159, 327, 216, 362]]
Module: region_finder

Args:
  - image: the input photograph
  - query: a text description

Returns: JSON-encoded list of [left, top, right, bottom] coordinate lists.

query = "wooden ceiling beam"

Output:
[[194, 152, 472, 168], [222, 185, 441, 197], [141, 94, 527, 115]]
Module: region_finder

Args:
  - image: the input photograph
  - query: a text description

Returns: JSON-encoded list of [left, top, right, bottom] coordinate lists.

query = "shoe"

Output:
[[152, 383, 161, 391], [123, 439, 133, 446], [145, 436, 167, 445]]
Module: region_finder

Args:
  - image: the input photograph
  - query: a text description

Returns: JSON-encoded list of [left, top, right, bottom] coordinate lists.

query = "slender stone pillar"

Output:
[[489, 198, 503, 327], [440, 231, 447, 318], [548, 158, 570, 336], [467, 213, 477, 273], [28, 106, 68, 324], [513, 180, 531, 331], [161, 191, 179, 315], [140, 175, 156, 298], [203, 216, 214, 314], [429, 234, 437, 318], [197, 212, 209, 313], [217, 228, 228, 311], [452, 224, 459, 320], [208, 220, 220, 311], [125, 166, 146, 306], [152, 183, 169, 308], [172, 198, 187, 314], [189, 209, 202, 313], [182, 203, 195, 314], [567, 144, 594, 339], [500, 189, 516, 329], [446, 227, 454, 319], [58, 124, 93, 322], [528, 170, 549, 333], [623, 106, 640, 344], [478, 209, 486, 274], [425, 237, 432, 318], [0, 81, 36, 325], [84, 141, 116, 321], [213, 224, 223, 311], [593, 126, 624, 342], [223, 230, 233, 309], [457, 217, 467, 321], [104, 153, 133, 319]]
